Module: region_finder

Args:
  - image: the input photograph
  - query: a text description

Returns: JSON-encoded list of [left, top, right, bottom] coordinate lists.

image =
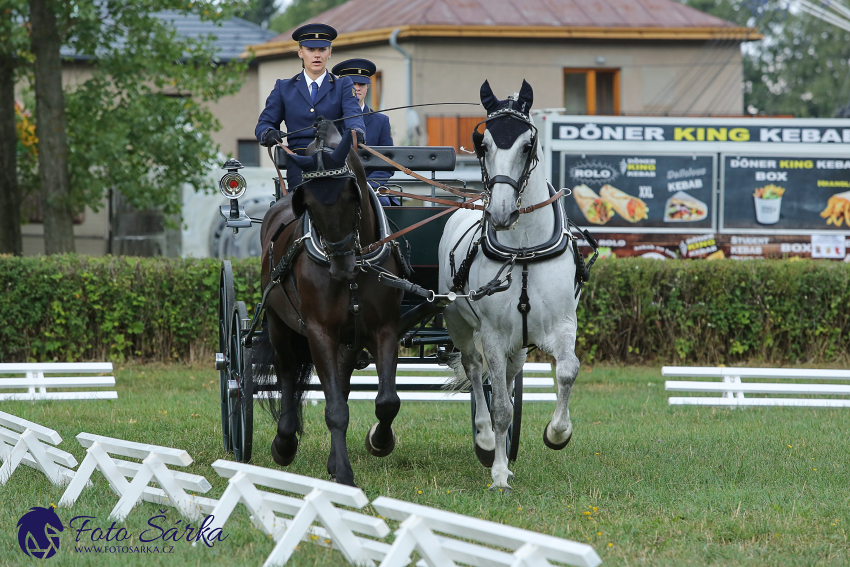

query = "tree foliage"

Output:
[[269, 0, 346, 34], [236, 0, 278, 27], [52, 2, 249, 216], [679, 0, 850, 117]]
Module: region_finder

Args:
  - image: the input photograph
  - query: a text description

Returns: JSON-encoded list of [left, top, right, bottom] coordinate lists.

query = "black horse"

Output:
[[253, 119, 403, 486]]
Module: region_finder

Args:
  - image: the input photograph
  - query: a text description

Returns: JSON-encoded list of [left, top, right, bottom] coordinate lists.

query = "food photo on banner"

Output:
[[722, 156, 850, 230], [562, 153, 715, 230]]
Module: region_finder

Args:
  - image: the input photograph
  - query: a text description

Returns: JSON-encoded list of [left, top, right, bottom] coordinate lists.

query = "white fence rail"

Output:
[[0, 411, 78, 486], [58, 433, 213, 521], [207, 460, 394, 567], [664, 366, 850, 407], [298, 362, 556, 403], [0, 363, 116, 401], [371, 496, 602, 567]]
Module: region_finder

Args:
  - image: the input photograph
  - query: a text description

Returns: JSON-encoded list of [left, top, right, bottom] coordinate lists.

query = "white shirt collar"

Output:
[[359, 103, 365, 111], [303, 70, 327, 89]]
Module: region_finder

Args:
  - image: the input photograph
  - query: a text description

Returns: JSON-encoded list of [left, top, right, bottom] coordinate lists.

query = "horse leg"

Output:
[[268, 313, 304, 467], [311, 329, 356, 486], [445, 309, 494, 466], [480, 331, 513, 491], [365, 325, 400, 457], [544, 326, 580, 449]]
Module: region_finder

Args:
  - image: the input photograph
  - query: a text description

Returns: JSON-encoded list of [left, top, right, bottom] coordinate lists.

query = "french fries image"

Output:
[[820, 191, 850, 227]]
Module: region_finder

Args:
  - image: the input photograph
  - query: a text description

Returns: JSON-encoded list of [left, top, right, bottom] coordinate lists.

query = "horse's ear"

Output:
[[291, 186, 307, 217], [329, 129, 354, 166], [517, 80, 533, 114], [288, 153, 316, 171], [471, 128, 485, 159], [480, 80, 499, 114]]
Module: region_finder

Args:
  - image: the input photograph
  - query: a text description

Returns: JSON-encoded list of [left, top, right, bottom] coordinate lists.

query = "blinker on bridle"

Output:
[[472, 106, 540, 207]]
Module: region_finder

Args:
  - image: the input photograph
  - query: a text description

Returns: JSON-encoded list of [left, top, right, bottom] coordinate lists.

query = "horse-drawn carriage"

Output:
[[214, 81, 598, 490]]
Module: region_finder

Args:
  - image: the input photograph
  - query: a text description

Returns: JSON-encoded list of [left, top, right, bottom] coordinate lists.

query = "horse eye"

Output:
[[522, 143, 532, 154]]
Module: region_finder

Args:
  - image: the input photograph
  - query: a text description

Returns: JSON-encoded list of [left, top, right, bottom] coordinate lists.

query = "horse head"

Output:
[[287, 118, 367, 281], [473, 80, 538, 230]]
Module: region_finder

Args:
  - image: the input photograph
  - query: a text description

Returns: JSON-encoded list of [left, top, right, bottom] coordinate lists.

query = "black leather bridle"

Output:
[[471, 107, 540, 208]]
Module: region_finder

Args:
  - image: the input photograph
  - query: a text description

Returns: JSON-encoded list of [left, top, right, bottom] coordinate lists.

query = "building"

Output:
[[250, 0, 760, 157], [20, 13, 276, 256]]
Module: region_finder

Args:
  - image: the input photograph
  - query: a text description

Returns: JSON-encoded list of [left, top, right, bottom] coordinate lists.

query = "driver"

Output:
[[255, 23, 365, 190], [331, 58, 398, 206]]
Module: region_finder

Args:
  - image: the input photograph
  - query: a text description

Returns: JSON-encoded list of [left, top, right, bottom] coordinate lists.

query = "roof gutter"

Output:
[[389, 27, 419, 143]]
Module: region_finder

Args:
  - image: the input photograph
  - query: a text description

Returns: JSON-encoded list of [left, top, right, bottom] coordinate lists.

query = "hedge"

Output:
[[1, 255, 849, 365]]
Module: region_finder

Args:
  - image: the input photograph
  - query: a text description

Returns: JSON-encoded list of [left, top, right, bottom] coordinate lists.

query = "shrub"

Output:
[[1, 255, 848, 365]]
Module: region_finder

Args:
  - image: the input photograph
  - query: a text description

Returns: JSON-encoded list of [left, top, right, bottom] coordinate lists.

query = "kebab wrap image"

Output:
[[820, 191, 850, 227], [600, 184, 649, 223], [573, 184, 613, 225], [664, 191, 707, 222]]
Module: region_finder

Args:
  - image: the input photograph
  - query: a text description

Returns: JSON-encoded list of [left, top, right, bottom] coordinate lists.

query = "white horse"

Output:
[[439, 80, 583, 491]]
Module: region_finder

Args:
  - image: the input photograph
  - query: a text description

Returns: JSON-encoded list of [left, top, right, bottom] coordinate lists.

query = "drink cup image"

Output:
[[752, 184, 785, 225]]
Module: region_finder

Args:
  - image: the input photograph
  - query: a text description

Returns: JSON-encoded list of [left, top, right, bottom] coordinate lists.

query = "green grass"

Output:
[[1, 364, 849, 566]]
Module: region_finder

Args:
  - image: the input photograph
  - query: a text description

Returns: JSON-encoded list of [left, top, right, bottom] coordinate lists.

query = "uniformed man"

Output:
[[255, 23, 366, 189], [331, 58, 398, 206]]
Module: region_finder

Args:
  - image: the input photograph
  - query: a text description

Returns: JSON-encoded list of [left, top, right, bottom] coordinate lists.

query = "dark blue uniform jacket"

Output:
[[255, 71, 365, 188], [362, 105, 397, 205]]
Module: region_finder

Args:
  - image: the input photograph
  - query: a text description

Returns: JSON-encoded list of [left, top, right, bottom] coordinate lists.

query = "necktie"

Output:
[[310, 82, 318, 104]]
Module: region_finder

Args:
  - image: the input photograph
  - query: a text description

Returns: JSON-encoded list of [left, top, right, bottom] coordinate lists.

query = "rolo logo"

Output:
[[17, 506, 64, 559]]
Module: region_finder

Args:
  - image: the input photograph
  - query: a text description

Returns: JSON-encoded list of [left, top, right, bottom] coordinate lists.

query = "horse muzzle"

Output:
[[328, 253, 357, 281], [485, 202, 520, 231]]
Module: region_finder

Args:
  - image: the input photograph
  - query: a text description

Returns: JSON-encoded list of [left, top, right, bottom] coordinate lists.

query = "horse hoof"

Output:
[[365, 423, 396, 457], [474, 444, 495, 468], [543, 421, 571, 450], [271, 436, 298, 466], [489, 484, 512, 495]]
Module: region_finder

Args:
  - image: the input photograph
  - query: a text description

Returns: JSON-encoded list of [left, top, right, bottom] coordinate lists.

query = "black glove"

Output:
[[355, 129, 365, 145], [261, 128, 283, 147]]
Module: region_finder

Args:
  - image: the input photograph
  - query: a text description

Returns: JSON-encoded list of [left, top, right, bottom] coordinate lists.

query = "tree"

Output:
[[237, 0, 279, 27], [678, 0, 850, 117], [17, 1, 248, 251], [0, 0, 29, 256], [30, 0, 74, 253], [269, 0, 347, 33]]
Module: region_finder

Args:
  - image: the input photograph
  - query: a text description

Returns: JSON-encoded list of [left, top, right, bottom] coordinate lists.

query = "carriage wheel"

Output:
[[227, 301, 253, 463], [218, 261, 235, 453], [470, 370, 524, 462]]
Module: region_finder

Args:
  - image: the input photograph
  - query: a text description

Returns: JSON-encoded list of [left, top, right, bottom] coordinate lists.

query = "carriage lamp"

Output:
[[218, 158, 251, 232], [219, 158, 247, 200]]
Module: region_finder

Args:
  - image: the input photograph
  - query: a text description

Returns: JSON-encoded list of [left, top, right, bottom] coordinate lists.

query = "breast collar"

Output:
[[481, 183, 571, 263], [300, 184, 393, 267]]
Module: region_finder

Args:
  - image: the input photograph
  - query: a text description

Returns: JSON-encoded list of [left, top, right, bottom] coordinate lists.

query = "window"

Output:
[[426, 115, 485, 151], [237, 139, 260, 167], [370, 71, 383, 110], [563, 69, 620, 115]]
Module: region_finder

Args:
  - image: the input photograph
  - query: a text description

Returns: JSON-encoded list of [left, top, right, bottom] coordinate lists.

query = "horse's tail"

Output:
[[252, 328, 314, 435], [443, 333, 489, 392]]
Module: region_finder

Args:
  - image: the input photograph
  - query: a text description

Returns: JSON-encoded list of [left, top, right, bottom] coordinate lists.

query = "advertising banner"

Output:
[[722, 155, 850, 230], [562, 153, 714, 229]]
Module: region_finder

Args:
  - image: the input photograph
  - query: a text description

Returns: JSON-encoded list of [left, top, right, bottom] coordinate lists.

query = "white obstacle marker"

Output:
[[0, 362, 116, 401], [664, 366, 850, 407], [58, 433, 213, 521], [300, 362, 557, 403], [371, 497, 602, 567], [207, 460, 394, 567], [0, 411, 78, 486]]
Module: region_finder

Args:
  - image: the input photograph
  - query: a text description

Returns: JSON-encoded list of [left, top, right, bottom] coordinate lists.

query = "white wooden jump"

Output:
[[207, 460, 394, 567], [0, 411, 78, 486], [58, 433, 213, 521], [664, 366, 850, 407], [371, 496, 602, 567], [299, 362, 556, 403], [0, 363, 116, 401]]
